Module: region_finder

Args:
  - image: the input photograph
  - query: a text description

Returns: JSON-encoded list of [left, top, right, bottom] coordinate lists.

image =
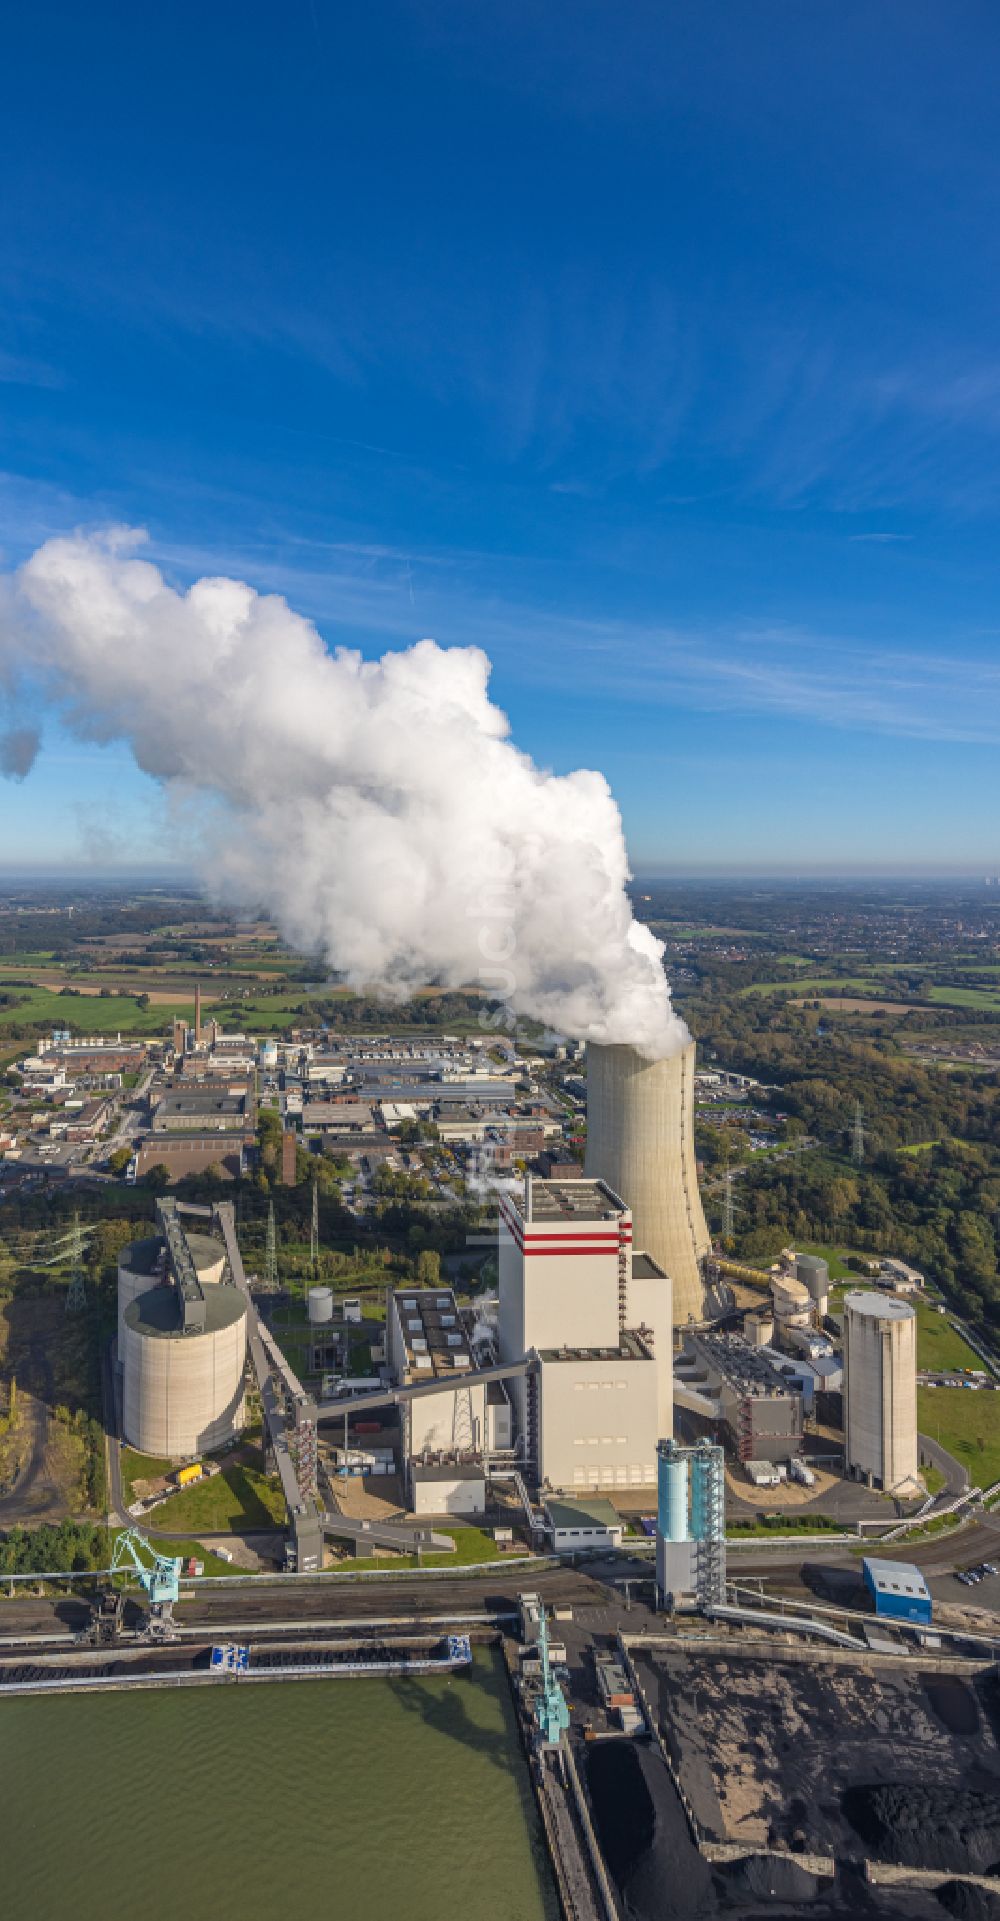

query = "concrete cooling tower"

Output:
[[585, 1040, 711, 1326]]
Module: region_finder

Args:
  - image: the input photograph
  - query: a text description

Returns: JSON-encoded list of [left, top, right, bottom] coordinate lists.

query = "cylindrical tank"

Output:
[[260, 1041, 278, 1069], [585, 1040, 711, 1327], [308, 1285, 334, 1325], [796, 1253, 830, 1313], [843, 1290, 917, 1491], [118, 1233, 226, 1344], [744, 1309, 774, 1348], [117, 1237, 165, 1345], [657, 1443, 689, 1542], [122, 1284, 247, 1458], [771, 1274, 811, 1319]]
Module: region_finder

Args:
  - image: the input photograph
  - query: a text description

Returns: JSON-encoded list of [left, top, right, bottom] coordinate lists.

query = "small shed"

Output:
[[862, 1556, 932, 1625], [544, 1496, 624, 1553]]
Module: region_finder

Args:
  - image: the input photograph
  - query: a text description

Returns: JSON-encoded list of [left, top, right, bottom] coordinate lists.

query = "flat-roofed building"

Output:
[[152, 1090, 251, 1134]]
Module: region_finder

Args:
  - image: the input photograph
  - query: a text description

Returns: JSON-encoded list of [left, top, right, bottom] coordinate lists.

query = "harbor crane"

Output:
[[110, 1530, 184, 1641], [532, 1605, 570, 1749]]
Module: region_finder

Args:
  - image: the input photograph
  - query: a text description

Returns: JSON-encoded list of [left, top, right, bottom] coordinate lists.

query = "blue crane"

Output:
[[111, 1529, 183, 1638], [533, 1603, 570, 1748]]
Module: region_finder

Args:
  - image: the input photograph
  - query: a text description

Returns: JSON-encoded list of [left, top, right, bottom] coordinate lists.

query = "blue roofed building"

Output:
[[862, 1556, 932, 1625]]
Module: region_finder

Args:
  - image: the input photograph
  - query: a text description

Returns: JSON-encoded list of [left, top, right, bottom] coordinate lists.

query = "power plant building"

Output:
[[675, 1333, 804, 1464], [118, 1201, 247, 1459], [584, 1040, 711, 1327], [843, 1290, 919, 1491], [498, 1176, 670, 1492]]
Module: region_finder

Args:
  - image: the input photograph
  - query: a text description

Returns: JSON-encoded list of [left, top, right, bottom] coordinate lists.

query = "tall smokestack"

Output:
[[194, 983, 202, 1046], [585, 1041, 710, 1327]]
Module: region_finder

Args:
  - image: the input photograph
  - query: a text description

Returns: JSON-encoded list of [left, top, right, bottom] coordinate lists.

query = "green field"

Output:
[[913, 1298, 981, 1373], [143, 1458, 286, 1533], [326, 1524, 505, 1574], [917, 1383, 1000, 1489], [924, 985, 1000, 1010], [120, 1448, 174, 1503], [0, 986, 190, 1035]]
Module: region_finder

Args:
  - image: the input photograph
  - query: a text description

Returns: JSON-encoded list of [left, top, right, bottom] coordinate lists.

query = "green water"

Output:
[[0, 1650, 557, 1921]]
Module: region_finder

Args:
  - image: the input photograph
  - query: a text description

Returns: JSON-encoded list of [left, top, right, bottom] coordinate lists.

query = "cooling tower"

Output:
[[585, 1040, 711, 1326]]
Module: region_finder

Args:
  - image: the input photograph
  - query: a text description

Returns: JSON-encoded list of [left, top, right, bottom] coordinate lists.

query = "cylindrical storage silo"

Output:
[[657, 1443, 689, 1542], [308, 1286, 334, 1325], [187, 1232, 227, 1288], [122, 1284, 247, 1458], [796, 1254, 830, 1315], [843, 1291, 917, 1492], [117, 1237, 165, 1346], [585, 1040, 711, 1327]]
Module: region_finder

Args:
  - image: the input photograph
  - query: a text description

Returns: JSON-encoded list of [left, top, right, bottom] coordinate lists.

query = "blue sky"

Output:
[[2, 0, 1000, 872]]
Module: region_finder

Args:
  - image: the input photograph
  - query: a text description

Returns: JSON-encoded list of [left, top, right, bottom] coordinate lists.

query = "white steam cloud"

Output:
[[0, 529, 687, 1060]]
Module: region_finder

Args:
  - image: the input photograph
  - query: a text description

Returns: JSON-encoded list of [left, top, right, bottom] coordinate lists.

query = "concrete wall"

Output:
[[538, 1352, 658, 1493], [411, 1473, 486, 1516], [584, 1041, 711, 1327], [628, 1259, 674, 1437], [407, 1377, 487, 1455]]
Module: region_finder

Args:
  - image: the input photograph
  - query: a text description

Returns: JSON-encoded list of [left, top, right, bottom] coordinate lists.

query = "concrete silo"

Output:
[[843, 1291, 918, 1492], [585, 1040, 710, 1326], [122, 1284, 247, 1458]]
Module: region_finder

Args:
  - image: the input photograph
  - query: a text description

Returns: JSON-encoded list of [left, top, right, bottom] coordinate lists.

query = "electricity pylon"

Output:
[[852, 1101, 865, 1166], [65, 1212, 87, 1314], [265, 1201, 278, 1289]]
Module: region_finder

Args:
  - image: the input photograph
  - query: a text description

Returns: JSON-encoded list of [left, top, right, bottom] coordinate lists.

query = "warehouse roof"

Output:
[[862, 1557, 931, 1600]]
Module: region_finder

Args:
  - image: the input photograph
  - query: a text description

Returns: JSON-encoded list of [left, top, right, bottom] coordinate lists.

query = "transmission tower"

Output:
[[265, 1201, 278, 1289], [310, 1181, 320, 1272], [65, 1211, 87, 1314], [852, 1100, 866, 1166]]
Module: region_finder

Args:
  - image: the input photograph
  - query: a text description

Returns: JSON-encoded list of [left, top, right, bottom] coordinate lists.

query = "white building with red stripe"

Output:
[[498, 1176, 671, 1493]]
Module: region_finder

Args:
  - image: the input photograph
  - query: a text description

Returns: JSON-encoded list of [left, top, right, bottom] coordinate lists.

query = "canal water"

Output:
[[0, 1648, 557, 1921]]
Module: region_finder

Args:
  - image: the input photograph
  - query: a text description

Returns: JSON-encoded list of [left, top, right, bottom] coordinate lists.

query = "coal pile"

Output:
[[843, 1785, 1000, 1875], [936, 1885, 1000, 1921], [715, 1855, 820, 1905], [585, 1739, 714, 1920]]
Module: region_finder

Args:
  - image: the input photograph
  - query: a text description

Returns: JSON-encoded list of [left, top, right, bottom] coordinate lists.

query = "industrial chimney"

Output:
[[194, 982, 202, 1046], [584, 1040, 710, 1326]]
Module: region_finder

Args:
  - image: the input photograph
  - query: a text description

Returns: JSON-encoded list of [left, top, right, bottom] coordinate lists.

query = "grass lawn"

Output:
[[120, 1448, 174, 1503], [913, 1298, 981, 1373], [324, 1524, 507, 1574], [917, 1384, 1000, 1488], [148, 1458, 286, 1533], [796, 1242, 869, 1281]]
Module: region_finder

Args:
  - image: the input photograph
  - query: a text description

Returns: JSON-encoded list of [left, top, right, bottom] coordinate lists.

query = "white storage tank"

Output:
[[121, 1283, 247, 1458], [308, 1285, 334, 1325]]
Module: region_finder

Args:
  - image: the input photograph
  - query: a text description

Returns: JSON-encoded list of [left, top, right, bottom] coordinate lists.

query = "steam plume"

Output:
[[0, 529, 687, 1059]]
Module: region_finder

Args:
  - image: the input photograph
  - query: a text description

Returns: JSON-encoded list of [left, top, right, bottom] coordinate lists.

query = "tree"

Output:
[[143, 1164, 171, 1192], [107, 1147, 132, 1177], [416, 1247, 441, 1285]]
